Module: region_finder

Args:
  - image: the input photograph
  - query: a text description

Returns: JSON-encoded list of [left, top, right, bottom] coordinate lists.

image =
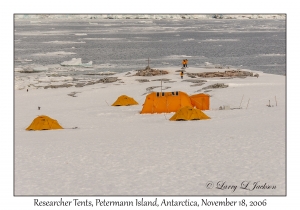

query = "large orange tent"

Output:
[[140, 91, 193, 114], [190, 93, 210, 110], [112, 95, 138, 106], [169, 106, 210, 121], [26, 115, 63, 131]]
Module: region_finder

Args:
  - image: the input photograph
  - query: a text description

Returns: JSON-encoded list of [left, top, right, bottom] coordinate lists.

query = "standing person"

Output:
[[182, 59, 186, 68], [185, 59, 188, 67], [180, 71, 184, 79]]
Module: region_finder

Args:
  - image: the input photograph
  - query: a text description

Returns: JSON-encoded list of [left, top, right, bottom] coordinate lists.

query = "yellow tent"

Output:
[[112, 95, 138, 106], [169, 106, 210, 121], [190, 93, 210, 110], [26, 115, 63, 131], [140, 91, 193, 114]]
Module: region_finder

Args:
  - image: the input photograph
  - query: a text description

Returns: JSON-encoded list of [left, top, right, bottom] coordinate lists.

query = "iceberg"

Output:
[[33, 65, 48, 71], [60, 58, 93, 67], [81, 61, 93, 68], [61, 58, 82, 66]]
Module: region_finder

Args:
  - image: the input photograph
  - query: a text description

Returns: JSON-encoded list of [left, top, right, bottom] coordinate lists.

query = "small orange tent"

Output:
[[26, 115, 63, 131], [112, 95, 138, 106], [140, 91, 193, 114], [169, 106, 210, 121], [190, 93, 210, 110]]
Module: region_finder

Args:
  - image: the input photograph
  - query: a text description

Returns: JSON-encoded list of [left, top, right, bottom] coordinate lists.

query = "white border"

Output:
[[3, 1, 296, 209]]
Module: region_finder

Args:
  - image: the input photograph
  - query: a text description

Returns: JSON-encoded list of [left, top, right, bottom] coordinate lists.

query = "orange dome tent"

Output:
[[26, 115, 63, 131], [169, 106, 210, 121], [140, 91, 193, 114], [112, 95, 138, 106]]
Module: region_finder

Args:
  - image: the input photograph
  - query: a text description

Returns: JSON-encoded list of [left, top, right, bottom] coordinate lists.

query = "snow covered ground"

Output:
[[14, 66, 285, 196]]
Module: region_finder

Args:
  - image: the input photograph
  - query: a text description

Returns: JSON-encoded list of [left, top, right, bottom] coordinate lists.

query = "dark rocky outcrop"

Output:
[[135, 66, 168, 76], [187, 70, 254, 78]]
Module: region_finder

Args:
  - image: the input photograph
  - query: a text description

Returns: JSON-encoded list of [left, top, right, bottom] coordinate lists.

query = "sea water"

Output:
[[14, 18, 286, 80]]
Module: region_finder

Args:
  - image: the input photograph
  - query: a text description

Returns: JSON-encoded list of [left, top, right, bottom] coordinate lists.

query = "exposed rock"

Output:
[[67, 92, 80, 97], [146, 86, 162, 92], [135, 66, 168, 76], [220, 77, 233, 79], [136, 79, 150, 83], [19, 70, 41, 73], [19, 66, 43, 73], [190, 83, 205, 87], [213, 14, 223, 19], [85, 81, 97, 86], [203, 83, 229, 89], [75, 83, 85, 87], [74, 77, 118, 87], [151, 78, 171, 81], [99, 77, 118, 83], [44, 84, 73, 89], [187, 70, 255, 78], [188, 75, 197, 78], [84, 71, 116, 76], [144, 86, 171, 94], [182, 79, 207, 83]]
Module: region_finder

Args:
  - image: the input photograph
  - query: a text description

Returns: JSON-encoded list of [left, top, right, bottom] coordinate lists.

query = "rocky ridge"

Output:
[[187, 70, 258, 78], [135, 66, 168, 76]]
